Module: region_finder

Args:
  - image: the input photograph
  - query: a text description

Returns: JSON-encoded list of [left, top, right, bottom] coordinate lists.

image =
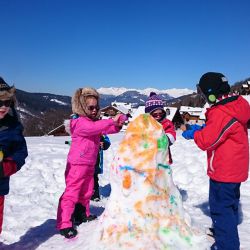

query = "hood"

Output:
[[71, 87, 101, 120], [216, 96, 250, 125]]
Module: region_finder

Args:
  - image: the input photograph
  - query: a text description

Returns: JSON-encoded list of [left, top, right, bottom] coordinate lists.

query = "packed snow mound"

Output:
[[95, 114, 210, 250]]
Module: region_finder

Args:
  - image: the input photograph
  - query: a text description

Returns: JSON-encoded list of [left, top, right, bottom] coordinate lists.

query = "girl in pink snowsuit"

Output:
[[57, 87, 124, 238]]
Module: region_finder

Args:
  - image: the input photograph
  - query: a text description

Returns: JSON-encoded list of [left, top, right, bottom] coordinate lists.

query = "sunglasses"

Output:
[[0, 99, 12, 107], [151, 112, 164, 118], [87, 105, 99, 111]]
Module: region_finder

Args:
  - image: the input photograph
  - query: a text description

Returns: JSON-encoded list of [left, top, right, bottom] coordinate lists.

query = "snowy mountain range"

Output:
[[15, 87, 197, 136], [97, 87, 194, 98]]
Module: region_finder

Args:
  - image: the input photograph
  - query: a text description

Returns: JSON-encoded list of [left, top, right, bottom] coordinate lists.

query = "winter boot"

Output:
[[72, 203, 97, 226], [91, 190, 100, 201], [60, 227, 78, 239]]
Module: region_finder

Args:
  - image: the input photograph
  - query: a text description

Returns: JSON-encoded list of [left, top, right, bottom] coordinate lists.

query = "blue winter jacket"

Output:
[[95, 135, 111, 174], [0, 111, 28, 195]]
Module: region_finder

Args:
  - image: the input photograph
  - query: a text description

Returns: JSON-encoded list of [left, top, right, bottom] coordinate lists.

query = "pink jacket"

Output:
[[67, 116, 120, 165]]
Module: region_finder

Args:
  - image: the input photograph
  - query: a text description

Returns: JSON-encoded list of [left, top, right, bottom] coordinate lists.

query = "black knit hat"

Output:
[[145, 92, 165, 113], [0, 77, 12, 91], [197, 72, 230, 103]]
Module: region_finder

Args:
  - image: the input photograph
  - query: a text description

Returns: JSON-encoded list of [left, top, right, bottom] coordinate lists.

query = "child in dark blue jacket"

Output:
[[91, 134, 111, 201], [0, 77, 28, 234]]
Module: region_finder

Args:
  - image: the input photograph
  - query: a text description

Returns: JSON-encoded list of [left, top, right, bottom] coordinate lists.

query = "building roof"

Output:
[[179, 106, 203, 116], [242, 95, 250, 104], [165, 107, 178, 121], [199, 103, 210, 120], [130, 106, 178, 122], [130, 106, 145, 121]]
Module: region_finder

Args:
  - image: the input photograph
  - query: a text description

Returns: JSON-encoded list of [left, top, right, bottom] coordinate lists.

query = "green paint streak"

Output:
[[160, 227, 193, 247], [170, 195, 177, 206], [160, 227, 171, 235], [184, 236, 191, 244], [157, 135, 168, 150], [158, 163, 170, 170], [157, 163, 172, 174]]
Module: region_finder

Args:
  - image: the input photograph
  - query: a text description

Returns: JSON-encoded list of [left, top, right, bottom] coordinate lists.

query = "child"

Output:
[[91, 134, 111, 201], [57, 87, 125, 239], [145, 92, 176, 164], [0, 77, 28, 234], [65, 135, 111, 202], [182, 72, 250, 250], [67, 135, 111, 227]]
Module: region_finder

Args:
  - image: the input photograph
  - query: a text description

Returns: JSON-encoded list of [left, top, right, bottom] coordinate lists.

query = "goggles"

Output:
[[0, 99, 12, 107]]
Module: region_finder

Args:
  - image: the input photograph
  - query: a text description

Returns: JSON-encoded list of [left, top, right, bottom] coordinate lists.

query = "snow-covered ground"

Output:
[[0, 131, 249, 250]]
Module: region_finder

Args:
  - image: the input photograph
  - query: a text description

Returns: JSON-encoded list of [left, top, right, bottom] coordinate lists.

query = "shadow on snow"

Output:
[[0, 219, 58, 250]]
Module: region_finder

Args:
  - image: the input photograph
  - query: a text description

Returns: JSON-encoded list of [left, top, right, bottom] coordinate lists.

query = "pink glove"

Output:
[[117, 114, 129, 124]]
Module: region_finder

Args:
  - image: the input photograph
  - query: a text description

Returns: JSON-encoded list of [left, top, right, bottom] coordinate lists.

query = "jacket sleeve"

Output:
[[194, 111, 236, 151], [162, 120, 176, 146], [102, 135, 111, 150], [0, 158, 17, 178], [74, 118, 120, 137], [9, 128, 28, 170]]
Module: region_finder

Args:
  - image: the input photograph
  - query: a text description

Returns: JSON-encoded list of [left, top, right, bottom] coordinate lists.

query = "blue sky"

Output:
[[1, 0, 250, 95]]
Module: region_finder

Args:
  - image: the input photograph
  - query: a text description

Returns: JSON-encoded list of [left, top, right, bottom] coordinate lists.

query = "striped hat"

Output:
[[145, 92, 164, 113]]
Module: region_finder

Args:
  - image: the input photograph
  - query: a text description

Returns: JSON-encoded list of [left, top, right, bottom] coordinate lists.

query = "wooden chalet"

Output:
[[166, 107, 184, 129], [241, 81, 250, 95], [100, 105, 129, 118], [179, 106, 203, 124]]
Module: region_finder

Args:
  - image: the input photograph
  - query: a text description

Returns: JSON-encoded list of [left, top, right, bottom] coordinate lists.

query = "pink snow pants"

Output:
[[0, 196, 4, 234], [57, 162, 95, 229]]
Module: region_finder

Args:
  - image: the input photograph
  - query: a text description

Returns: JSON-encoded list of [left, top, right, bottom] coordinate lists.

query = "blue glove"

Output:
[[182, 124, 205, 140]]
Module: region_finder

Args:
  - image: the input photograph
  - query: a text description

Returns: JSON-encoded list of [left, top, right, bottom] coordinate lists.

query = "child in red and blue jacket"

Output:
[[0, 77, 28, 234], [145, 92, 176, 164], [182, 72, 250, 250]]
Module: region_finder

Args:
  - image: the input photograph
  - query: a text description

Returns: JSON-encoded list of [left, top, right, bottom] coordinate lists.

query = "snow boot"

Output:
[[91, 184, 100, 202], [72, 203, 97, 226], [91, 192, 101, 202], [60, 227, 78, 239]]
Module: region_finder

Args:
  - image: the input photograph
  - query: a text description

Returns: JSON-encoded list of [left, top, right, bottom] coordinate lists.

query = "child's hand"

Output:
[[113, 114, 127, 127], [182, 124, 205, 140], [113, 114, 122, 123], [180, 124, 187, 131]]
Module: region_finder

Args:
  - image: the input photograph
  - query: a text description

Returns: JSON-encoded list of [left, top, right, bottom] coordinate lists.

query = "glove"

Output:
[[182, 124, 205, 140], [0, 158, 17, 178], [114, 114, 129, 128]]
